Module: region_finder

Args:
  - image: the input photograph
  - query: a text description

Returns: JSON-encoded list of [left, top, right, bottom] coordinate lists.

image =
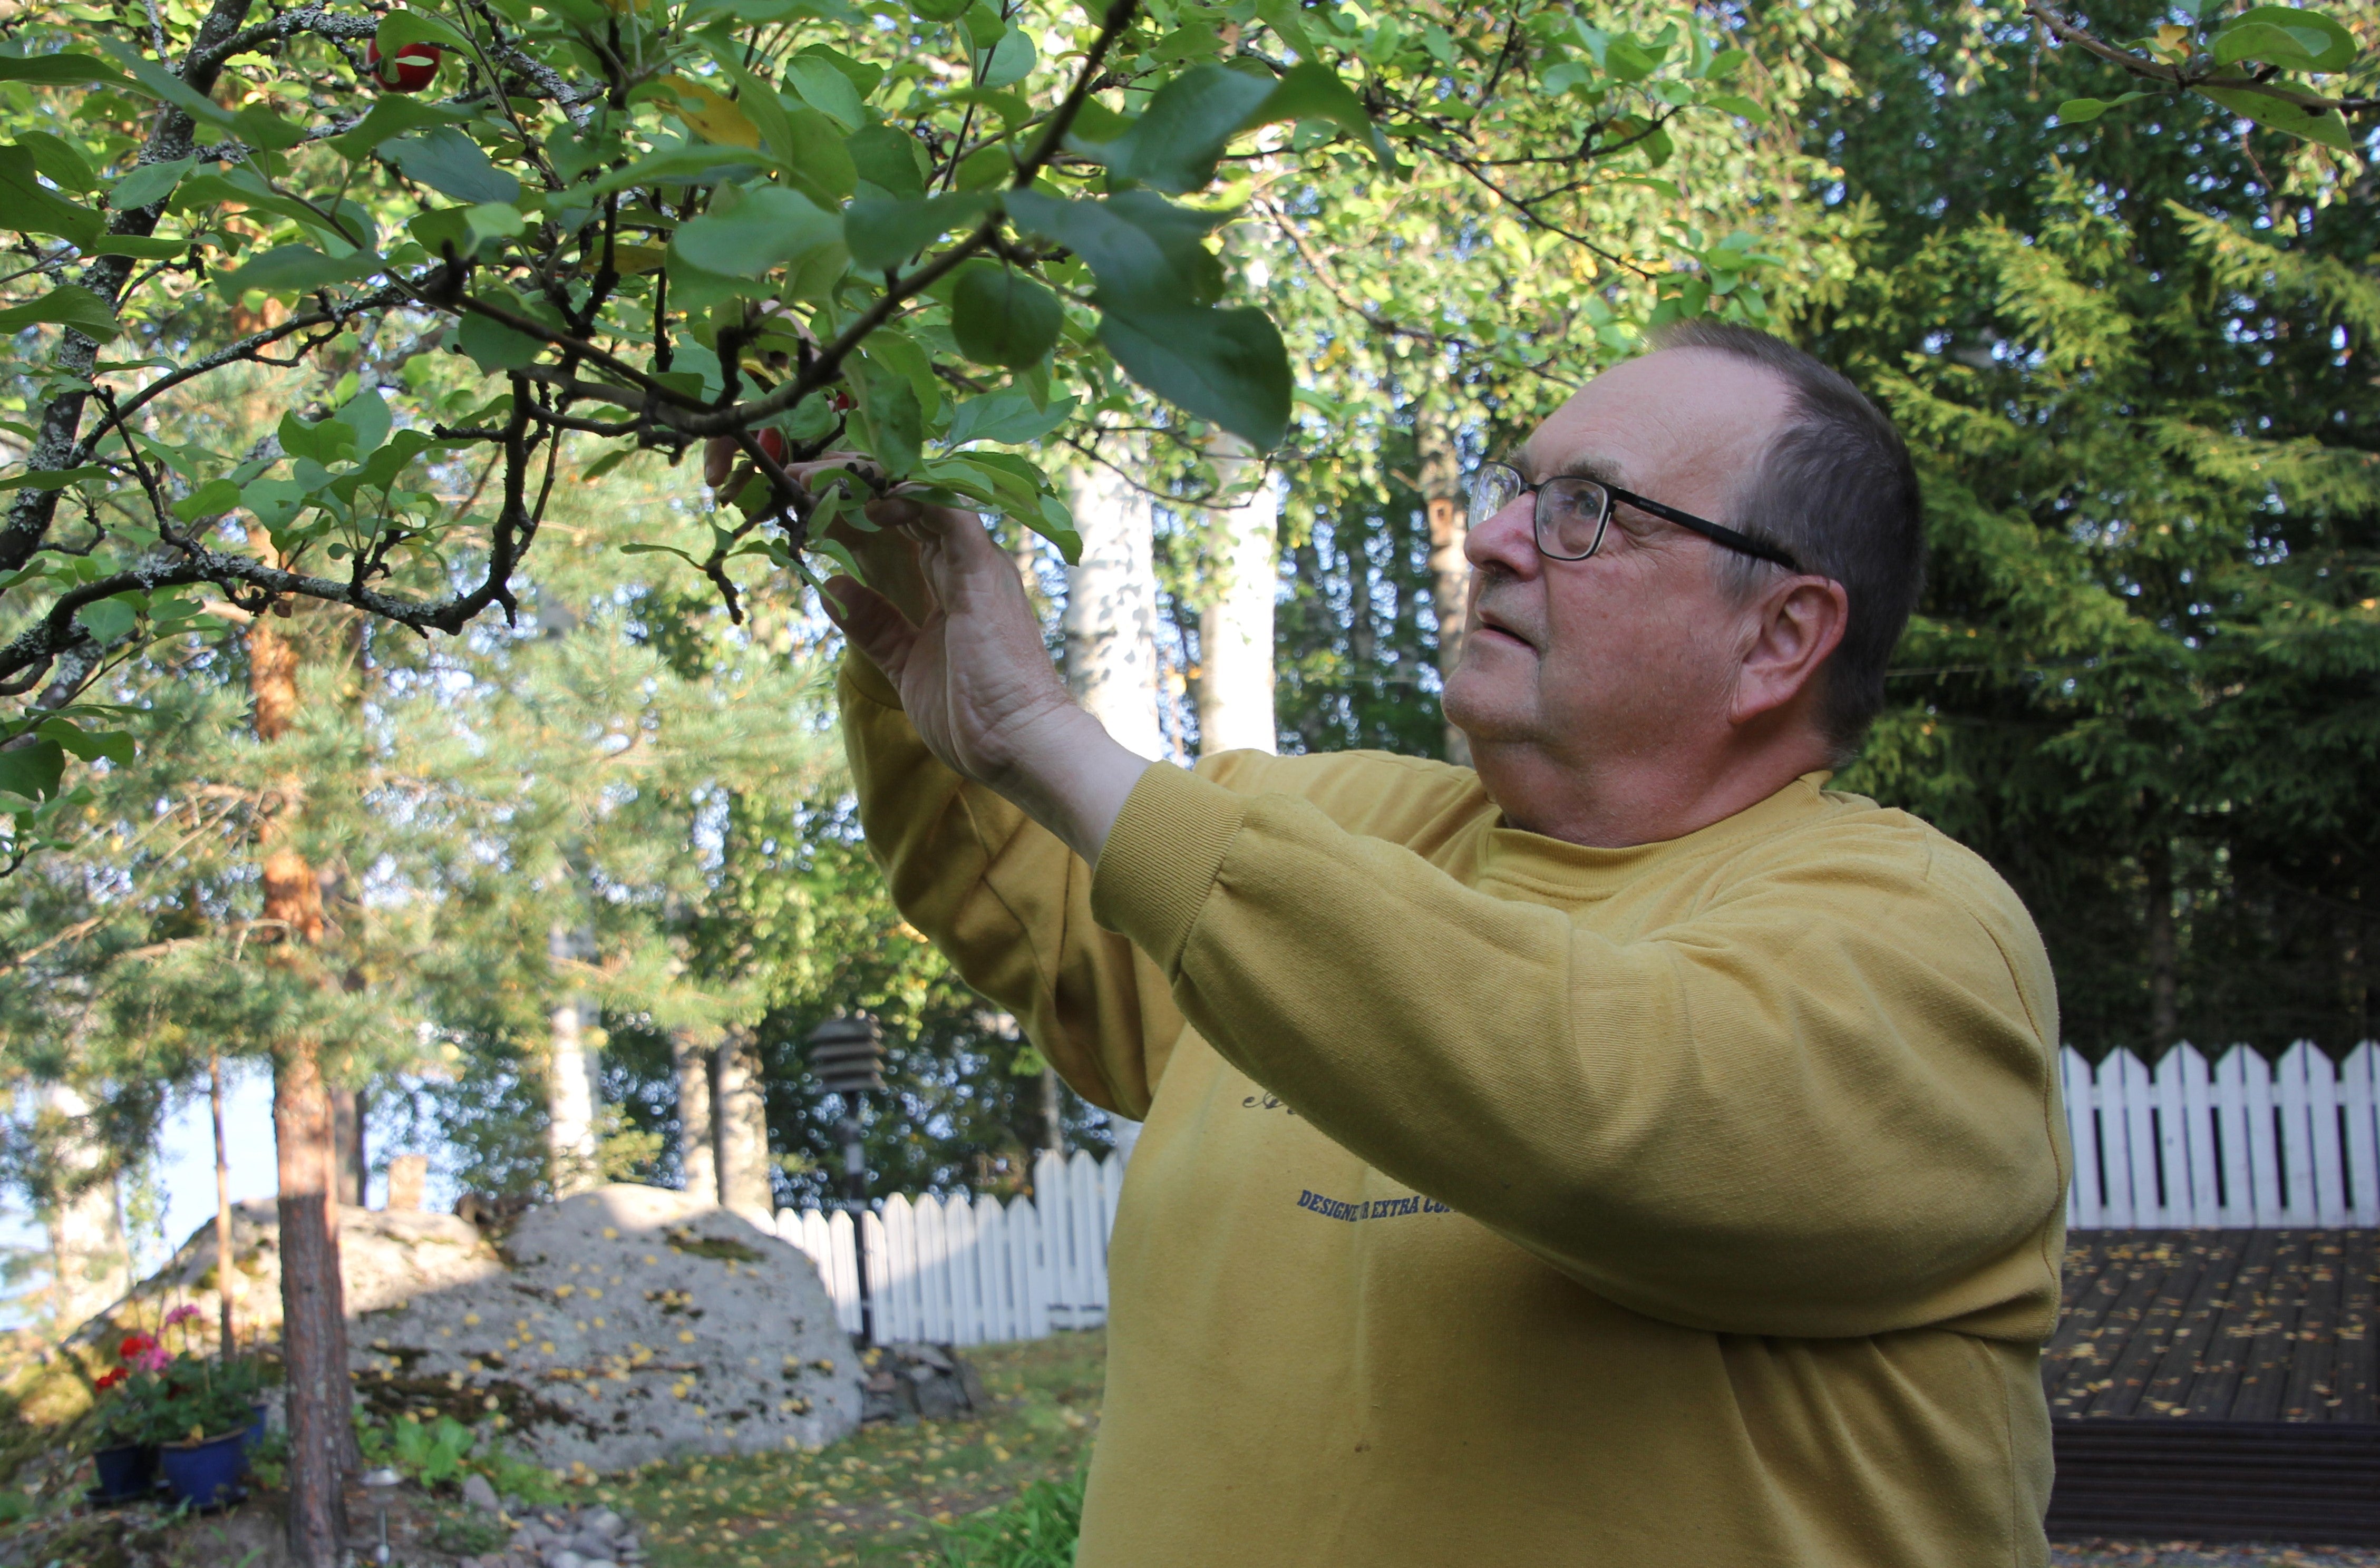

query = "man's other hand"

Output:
[[820, 493, 1152, 865]]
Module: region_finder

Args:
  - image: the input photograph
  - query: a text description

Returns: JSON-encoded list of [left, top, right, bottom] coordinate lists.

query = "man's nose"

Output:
[[1464, 495, 1539, 577]]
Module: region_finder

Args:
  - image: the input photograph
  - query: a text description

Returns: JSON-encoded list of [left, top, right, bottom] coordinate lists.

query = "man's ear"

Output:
[[1729, 577, 1849, 728]]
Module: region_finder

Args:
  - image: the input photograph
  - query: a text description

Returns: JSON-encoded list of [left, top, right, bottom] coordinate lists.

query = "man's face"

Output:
[[1441, 348, 1792, 773]]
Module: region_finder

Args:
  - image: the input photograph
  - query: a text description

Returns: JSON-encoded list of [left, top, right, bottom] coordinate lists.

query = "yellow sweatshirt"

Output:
[[841, 657, 2068, 1568]]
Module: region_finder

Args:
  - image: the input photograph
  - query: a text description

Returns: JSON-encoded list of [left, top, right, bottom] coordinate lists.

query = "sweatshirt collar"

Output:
[[1473, 772, 1838, 897]]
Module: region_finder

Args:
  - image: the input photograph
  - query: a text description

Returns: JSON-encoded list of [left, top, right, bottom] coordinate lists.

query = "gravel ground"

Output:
[[2054, 1542, 2380, 1566]]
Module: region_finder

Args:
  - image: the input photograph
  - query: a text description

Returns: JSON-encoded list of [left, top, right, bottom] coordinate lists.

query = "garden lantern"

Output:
[[808, 1015, 884, 1345]]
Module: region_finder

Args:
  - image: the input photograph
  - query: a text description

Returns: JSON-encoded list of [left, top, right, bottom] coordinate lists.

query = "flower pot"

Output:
[[158, 1429, 245, 1510], [90, 1442, 157, 1502]]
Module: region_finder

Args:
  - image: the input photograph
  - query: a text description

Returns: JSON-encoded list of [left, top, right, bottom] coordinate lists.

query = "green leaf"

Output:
[[2051, 93, 2151, 125], [382, 128, 522, 204], [455, 305, 543, 372], [92, 235, 187, 260], [949, 262, 1063, 367], [673, 184, 841, 277], [109, 155, 195, 210], [854, 368, 924, 478], [977, 27, 1036, 91], [328, 96, 474, 161], [2198, 85, 2353, 149], [18, 132, 99, 194], [0, 285, 119, 339], [910, 0, 969, 19], [1254, 0, 1320, 60], [796, 44, 884, 102], [2212, 7, 2357, 72], [847, 124, 928, 196], [842, 192, 993, 272], [0, 144, 102, 249], [230, 103, 306, 153], [1097, 303, 1290, 451], [946, 388, 1076, 448], [334, 389, 393, 455], [74, 596, 139, 642], [1004, 189, 1225, 311], [0, 739, 64, 803], [785, 56, 864, 131], [1073, 64, 1276, 194], [0, 464, 105, 492], [779, 109, 858, 205], [37, 719, 133, 766], [0, 53, 132, 88], [1246, 62, 1398, 176], [169, 477, 243, 522], [217, 245, 382, 299], [377, 9, 473, 53], [584, 142, 764, 194], [94, 40, 237, 130]]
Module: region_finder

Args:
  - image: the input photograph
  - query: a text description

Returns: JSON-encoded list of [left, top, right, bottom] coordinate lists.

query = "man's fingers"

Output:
[[823, 574, 921, 679]]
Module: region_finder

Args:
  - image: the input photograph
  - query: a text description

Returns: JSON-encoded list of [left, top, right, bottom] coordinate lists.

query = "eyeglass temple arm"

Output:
[[1606, 484, 1805, 574]]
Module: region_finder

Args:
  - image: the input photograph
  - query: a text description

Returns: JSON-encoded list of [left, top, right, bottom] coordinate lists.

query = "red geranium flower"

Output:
[[116, 1333, 157, 1361], [94, 1368, 126, 1390]]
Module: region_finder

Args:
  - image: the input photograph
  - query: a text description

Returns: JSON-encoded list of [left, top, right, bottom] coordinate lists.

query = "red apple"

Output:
[[366, 40, 442, 93], [754, 428, 789, 466], [830, 391, 855, 414]]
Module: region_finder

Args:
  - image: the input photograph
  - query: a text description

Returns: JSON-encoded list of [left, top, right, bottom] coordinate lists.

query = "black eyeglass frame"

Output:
[[1470, 460, 1805, 574]]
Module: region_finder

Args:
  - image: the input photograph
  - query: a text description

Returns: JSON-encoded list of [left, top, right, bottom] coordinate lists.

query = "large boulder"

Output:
[[351, 1185, 861, 1471], [70, 1184, 861, 1474]]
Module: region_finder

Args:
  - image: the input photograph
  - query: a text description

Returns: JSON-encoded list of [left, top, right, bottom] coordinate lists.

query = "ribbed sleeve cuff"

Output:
[[837, 648, 903, 709], [1090, 762, 1248, 972]]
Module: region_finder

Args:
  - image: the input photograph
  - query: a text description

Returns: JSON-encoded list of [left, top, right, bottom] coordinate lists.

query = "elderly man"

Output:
[[821, 320, 2067, 1567]]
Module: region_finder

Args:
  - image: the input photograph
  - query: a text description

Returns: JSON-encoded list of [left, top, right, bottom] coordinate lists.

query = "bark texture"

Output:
[[673, 1028, 718, 1204], [252, 615, 353, 1567], [715, 1026, 775, 1221], [1063, 457, 1165, 758], [1418, 412, 1472, 766], [545, 922, 601, 1196], [1197, 436, 1279, 757]]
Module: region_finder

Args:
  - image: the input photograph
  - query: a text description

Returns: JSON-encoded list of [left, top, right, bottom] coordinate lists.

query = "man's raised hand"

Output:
[[820, 498, 1152, 866]]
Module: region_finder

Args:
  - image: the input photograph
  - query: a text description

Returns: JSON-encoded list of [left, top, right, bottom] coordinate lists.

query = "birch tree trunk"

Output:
[[546, 922, 601, 1197], [332, 1088, 367, 1208], [1197, 437, 1279, 757], [714, 1025, 774, 1222], [672, 1027, 718, 1204], [40, 1084, 127, 1332], [250, 614, 352, 1567], [1418, 411, 1472, 766], [1063, 454, 1162, 1161]]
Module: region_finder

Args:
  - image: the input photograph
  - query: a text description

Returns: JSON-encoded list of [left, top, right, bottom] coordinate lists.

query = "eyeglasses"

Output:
[[1465, 460, 1804, 573]]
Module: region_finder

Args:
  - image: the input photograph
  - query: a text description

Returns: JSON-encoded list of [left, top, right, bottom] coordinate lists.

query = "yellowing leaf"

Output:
[[668, 77, 762, 151]]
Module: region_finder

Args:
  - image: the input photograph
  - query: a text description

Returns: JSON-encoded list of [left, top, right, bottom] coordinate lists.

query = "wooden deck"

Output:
[[2047, 1230, 2379, 1422], [2046, 1230, 2380, 1543]]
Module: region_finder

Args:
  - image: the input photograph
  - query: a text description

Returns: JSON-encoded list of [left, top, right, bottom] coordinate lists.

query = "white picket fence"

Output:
[[775, 1148, 1124, 1343], [2063, 1041, 2380, 1229]]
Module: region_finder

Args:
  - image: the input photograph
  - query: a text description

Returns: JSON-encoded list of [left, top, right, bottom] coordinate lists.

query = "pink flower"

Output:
[[162, 1304, 201, 1328], [133, 1347, 170, 1373]]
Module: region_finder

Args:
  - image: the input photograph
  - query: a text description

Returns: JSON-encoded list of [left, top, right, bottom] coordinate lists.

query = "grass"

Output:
[[588, 1328, 1105, 1568]]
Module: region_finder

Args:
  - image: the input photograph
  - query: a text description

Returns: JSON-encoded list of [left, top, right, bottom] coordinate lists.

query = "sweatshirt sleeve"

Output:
[[838, 654, 1180, 1118], [1090, 762, 2068, 1341]]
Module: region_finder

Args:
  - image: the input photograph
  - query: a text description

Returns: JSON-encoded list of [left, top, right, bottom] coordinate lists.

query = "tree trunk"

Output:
[[1064, 454, 1161, 1159], [211, 1056, 237, 1357], [1197, 436, 1279, 757], [40, 1084, 127, 1333], [332, 1087, 367, 1209], [714, 1025, 774, 1221], [1063, 456, 1165, 759], [251, 615, 353, 1568], [1417, 411, 1471, 766], [1040, 1066, 1068, 1161], [2144, 835, 2180, 1053], [546, 922, 601, 1197], [672, 1027, 718, 1204]]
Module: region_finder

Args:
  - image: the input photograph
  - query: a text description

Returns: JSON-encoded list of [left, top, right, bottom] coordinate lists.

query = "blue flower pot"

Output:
[[91, 1443, 156, 1502], [158, 1429, 245, 1510]]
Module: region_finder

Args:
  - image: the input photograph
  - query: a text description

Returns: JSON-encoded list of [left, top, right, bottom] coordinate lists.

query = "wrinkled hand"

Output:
[[820, 492, 1152, 865]]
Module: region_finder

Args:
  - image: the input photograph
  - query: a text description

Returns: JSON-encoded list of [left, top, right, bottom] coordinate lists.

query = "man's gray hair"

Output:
[[1649, 319, 1924, 762]]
